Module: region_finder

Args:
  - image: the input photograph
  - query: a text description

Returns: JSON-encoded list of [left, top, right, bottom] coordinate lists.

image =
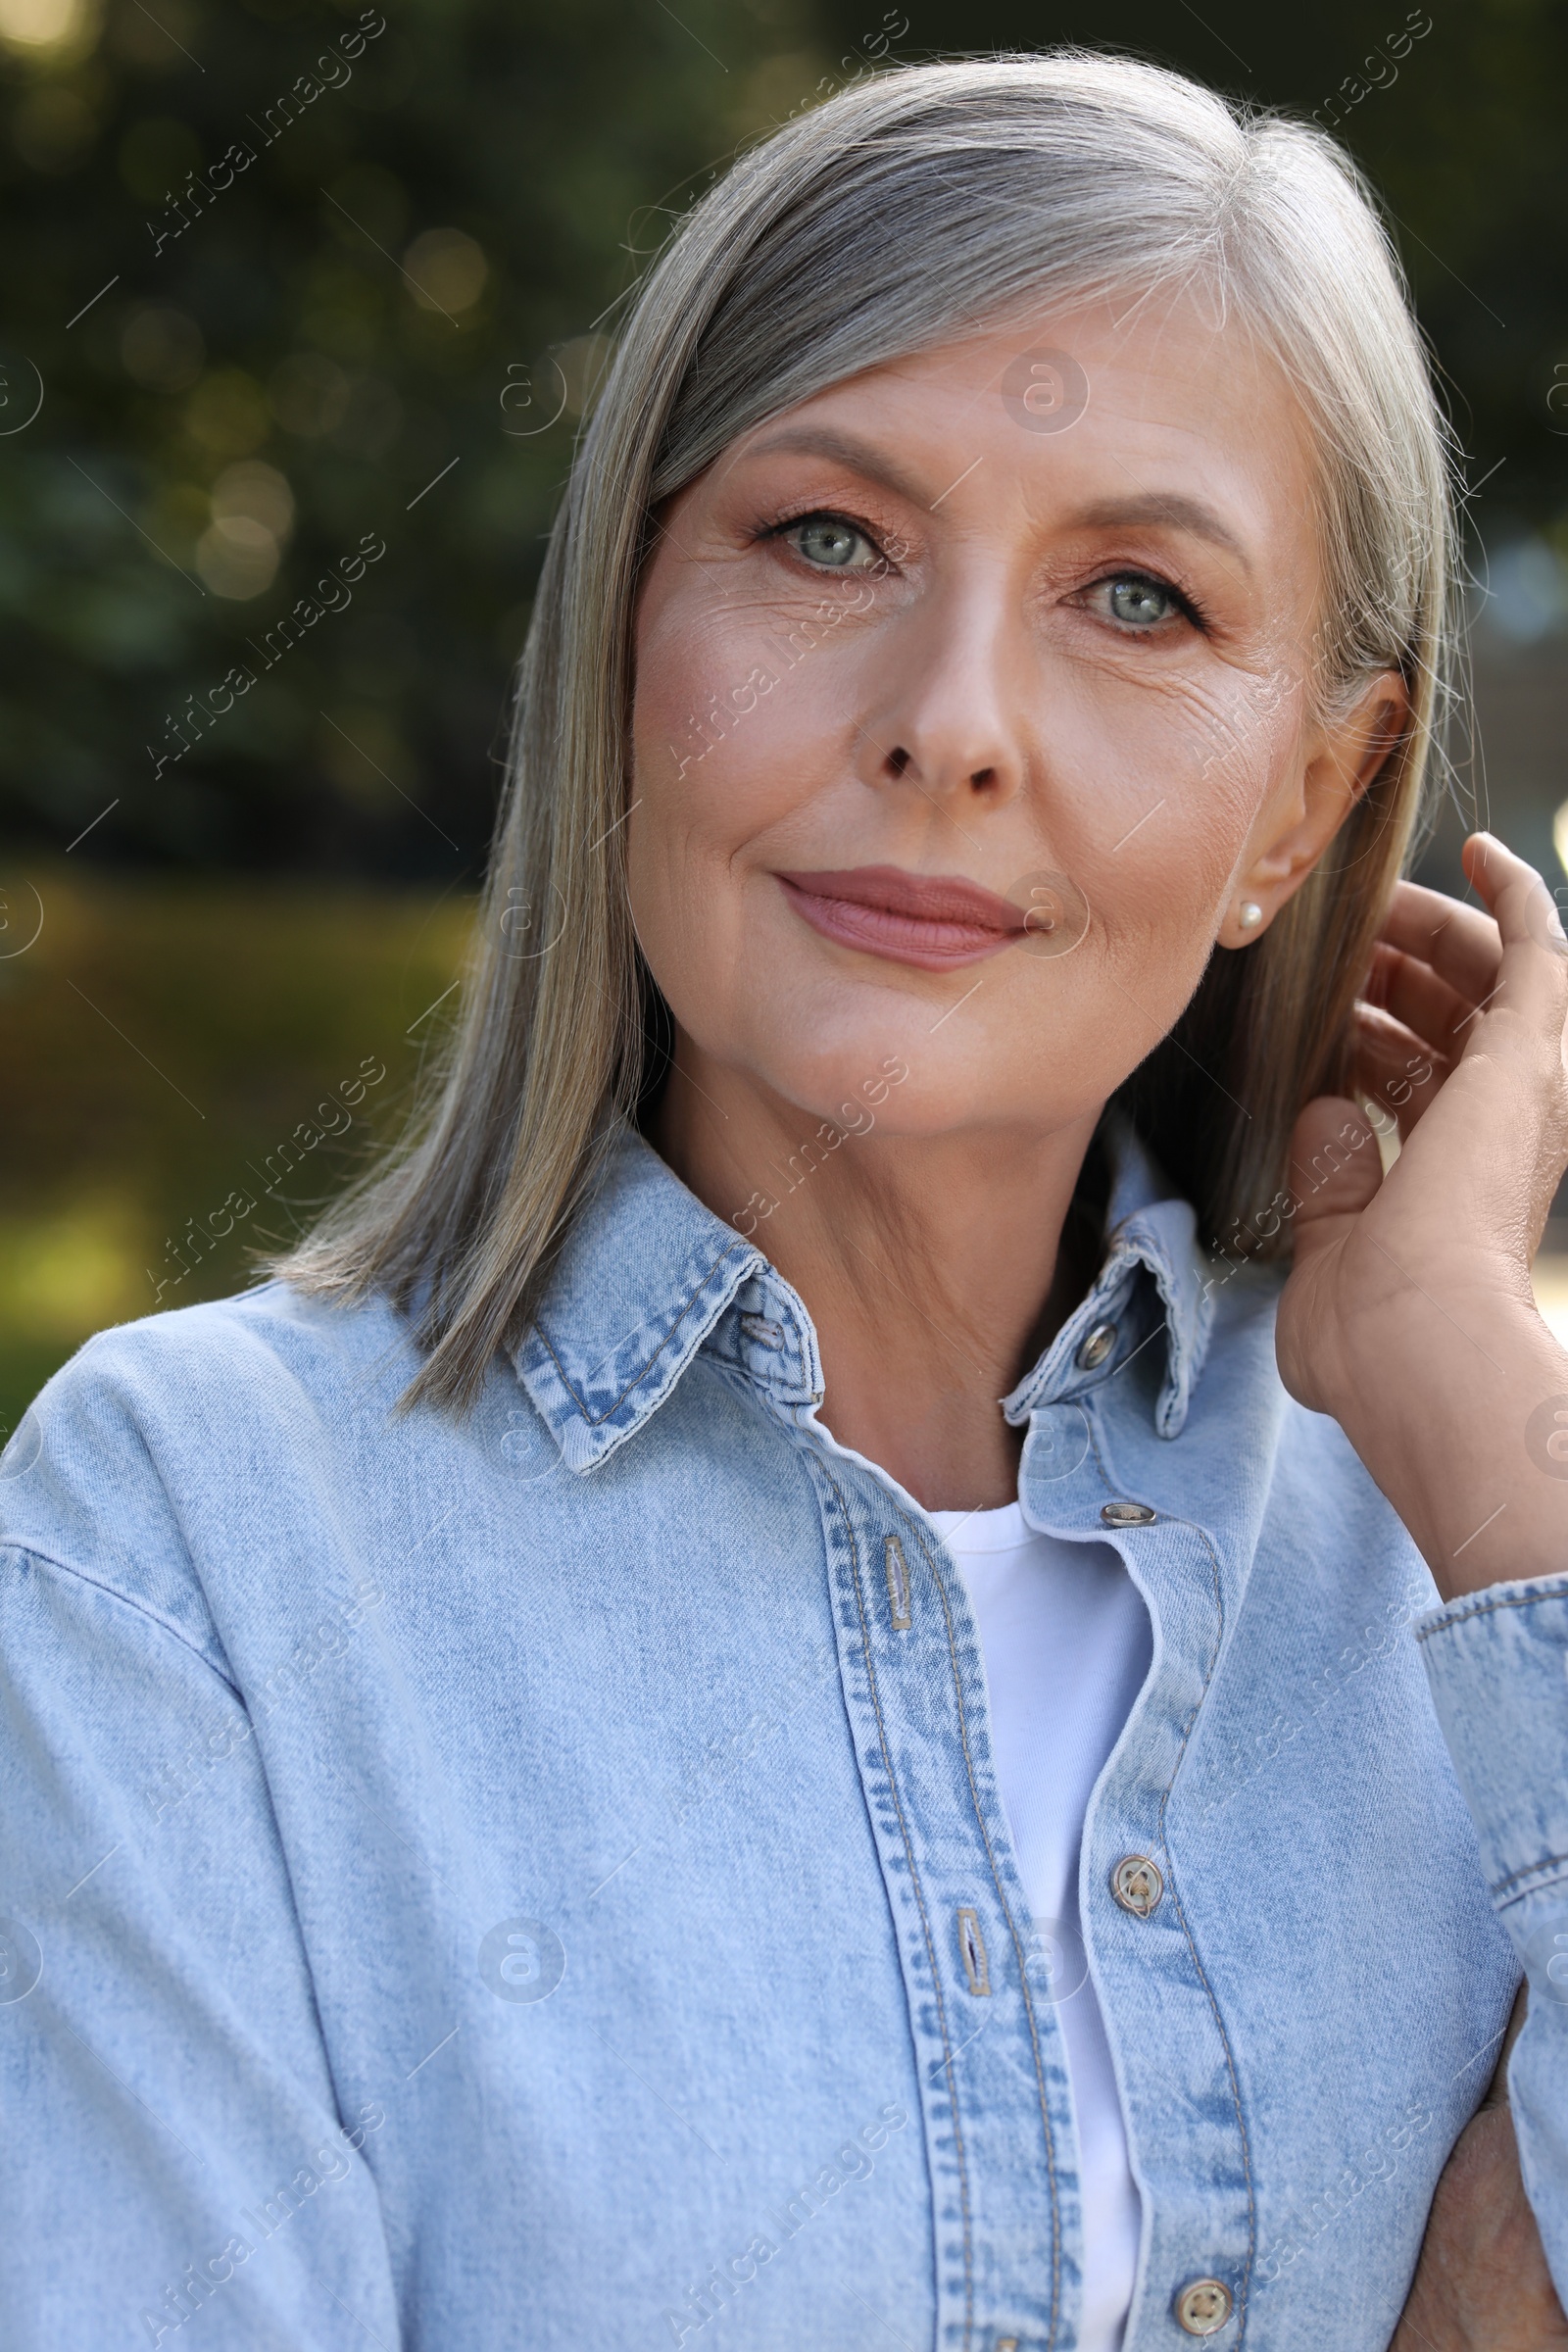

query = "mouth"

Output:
[[774, 864, 1028, 971]]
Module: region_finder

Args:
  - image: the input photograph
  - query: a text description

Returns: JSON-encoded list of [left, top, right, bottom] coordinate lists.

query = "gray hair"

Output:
[[282, 49, 1458, 1407]]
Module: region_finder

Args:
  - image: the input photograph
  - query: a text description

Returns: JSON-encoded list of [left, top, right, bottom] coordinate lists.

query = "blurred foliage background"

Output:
[[1, 0, 1566, 1427]]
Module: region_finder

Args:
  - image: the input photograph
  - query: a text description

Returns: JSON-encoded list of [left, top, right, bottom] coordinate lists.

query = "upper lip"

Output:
[[773, 865, 1024, 932]]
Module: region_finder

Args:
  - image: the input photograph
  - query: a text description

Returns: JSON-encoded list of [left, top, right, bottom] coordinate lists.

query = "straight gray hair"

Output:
[[282, 48, 1459, 1408]]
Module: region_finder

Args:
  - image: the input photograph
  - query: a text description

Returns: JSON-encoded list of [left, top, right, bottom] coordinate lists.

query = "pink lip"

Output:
[[774, 864, 1027, 971]]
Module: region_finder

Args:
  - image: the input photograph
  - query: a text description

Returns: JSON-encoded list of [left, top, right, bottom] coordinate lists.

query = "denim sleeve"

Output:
[[1417, 1574, 1568, 2302], [0, 1544, 401, 2351]]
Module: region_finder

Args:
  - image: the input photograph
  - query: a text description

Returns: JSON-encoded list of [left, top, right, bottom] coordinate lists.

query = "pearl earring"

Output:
[[1238, 901, 1263, 932]]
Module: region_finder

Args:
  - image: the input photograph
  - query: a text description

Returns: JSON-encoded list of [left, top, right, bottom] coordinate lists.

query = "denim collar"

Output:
[[513, 1113, 1213, 1473], [998, 1110, 1214, 1442]]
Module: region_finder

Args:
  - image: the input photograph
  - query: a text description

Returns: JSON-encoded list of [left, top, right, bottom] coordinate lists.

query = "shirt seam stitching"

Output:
[[531, 1239, 755, 1429], [1493, 1849, 1568, 1902], [698, 1332, 817, 1407], [1, 1541, 237, 1691], [1416, 1584, 1568, 1641]]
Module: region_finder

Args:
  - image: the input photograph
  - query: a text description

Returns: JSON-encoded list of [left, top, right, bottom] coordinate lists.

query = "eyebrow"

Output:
[[1063, 493, 1252, 575], [730, 425, 933, 511]]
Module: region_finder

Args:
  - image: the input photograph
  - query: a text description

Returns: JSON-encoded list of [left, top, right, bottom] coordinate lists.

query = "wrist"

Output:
[[1326, 1290, 1568, 1603]]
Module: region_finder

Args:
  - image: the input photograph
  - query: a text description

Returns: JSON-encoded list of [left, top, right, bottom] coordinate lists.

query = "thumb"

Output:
[[1287, 1096, 1386, 1258]]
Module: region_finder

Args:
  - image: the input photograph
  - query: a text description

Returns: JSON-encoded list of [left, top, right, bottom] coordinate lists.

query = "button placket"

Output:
[[805, 1453, 1077, 2352], [1056, 1415, 1255, 2347]]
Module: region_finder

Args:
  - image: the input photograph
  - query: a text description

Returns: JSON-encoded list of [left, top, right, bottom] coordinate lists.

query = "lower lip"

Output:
[[776, 876, 1024, 971]]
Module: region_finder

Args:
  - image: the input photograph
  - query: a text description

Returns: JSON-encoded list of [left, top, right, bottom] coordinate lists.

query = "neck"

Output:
[[650, 1046, 1104, 1510]]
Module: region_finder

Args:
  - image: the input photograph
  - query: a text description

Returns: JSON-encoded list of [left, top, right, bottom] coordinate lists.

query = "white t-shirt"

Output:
[[929, 1502, 1152, 2352]]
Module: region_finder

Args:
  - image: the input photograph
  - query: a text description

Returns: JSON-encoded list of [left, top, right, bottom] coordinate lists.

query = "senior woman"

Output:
[[3, 47, 1568, 2352]]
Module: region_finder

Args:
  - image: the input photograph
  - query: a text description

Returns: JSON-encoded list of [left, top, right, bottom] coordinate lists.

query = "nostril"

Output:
[[969, 765, 997, 788], [888, 746, 910, 776]]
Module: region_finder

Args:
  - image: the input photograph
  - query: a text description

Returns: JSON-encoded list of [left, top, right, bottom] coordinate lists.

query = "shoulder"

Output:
[[31, 1276, 414, 1404], [0, 1283, 424, 1659], [7, 1280, 421, 1476]]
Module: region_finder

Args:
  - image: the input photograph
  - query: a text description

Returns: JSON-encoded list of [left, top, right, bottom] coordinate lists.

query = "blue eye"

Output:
[[1103, 574, 1183, 626], [787, 514, 878, 570]]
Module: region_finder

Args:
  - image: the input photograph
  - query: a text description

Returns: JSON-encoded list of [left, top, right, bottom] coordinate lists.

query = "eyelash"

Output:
[[1085, 567, 1209, 634], [756, 508, 1210, 633]]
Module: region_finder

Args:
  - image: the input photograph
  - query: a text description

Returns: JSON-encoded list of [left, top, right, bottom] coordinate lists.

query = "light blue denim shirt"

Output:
[[2, 1116, 1565, 2351]]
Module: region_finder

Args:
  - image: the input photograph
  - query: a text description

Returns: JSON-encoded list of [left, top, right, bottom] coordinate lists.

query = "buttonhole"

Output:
[[739, 1312, 785, 1351], [883, 1534, 911, 1631], [957, 1905, 991, 1997]]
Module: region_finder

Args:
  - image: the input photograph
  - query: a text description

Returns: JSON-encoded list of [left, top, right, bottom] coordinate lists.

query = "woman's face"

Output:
[[627, 295, 1399, 1144]]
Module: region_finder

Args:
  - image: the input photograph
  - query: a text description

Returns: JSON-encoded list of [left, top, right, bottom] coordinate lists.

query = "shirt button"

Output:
[[1075, 1319, 1117, 1370], [1174, 2278, 1234, 2335], [1109, 1853, 1164, 1916], [1101, 1499, 1155, 1527]]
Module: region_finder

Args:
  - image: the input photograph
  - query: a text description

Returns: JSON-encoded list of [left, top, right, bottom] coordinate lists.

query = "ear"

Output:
[[1218, 670, 1410, 950]]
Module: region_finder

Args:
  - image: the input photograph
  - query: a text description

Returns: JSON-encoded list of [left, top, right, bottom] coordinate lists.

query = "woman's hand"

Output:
[[1275, 833, 1568, 1601], [1393, 2104, 1568, 2352], [1393, 1992, 1568, 2352]]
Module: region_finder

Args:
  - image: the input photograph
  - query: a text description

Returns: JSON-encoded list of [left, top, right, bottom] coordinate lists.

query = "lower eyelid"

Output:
[[788, 546, 884, 576]]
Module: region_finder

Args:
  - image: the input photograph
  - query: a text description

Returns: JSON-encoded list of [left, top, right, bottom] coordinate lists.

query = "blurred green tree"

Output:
[[0, 0, 828, 877]]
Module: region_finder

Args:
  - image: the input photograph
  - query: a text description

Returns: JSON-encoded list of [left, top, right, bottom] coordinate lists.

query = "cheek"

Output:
[[625, 640, 814, 1036], [1141, 652, 1298, 778], [1038, 662, 1300, 932], [635, 665, 793, 829], [1173, 693, 1307, 906], [628, 613, 858, 929]]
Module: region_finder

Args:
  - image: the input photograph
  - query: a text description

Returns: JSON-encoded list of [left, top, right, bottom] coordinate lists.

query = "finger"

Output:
[[1288, 1094, 1385, 1241], [1458, 832, 1568, 1049], [1347, 1002, 1449, 1136], [1363, 939, 1476, 1051], [1379, 875, 1503, 1005]]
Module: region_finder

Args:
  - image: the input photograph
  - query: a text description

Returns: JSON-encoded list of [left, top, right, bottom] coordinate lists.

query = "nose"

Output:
[[857, 564, 1028, 810]]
